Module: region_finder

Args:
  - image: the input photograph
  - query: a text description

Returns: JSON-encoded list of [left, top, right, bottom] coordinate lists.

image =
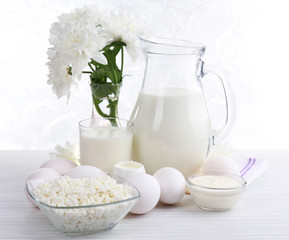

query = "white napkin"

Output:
[[238, 158, 269, 185]]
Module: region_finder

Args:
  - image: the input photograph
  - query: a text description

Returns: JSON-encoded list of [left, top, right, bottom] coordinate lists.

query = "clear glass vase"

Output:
[[90, 83, 122, 126]]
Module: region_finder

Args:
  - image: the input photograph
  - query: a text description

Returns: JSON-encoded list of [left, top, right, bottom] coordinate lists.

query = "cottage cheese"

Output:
[[33, 175, 134, 232]]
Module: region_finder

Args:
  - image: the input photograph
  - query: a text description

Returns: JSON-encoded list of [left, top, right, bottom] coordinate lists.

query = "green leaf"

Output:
[[103, 49, 122, 83], [102, 41, 126, 52], [90, 68, 107, 83], [89, 42, 124, 84], [90, 59, 105, 68], [87, 40, 125, 121]]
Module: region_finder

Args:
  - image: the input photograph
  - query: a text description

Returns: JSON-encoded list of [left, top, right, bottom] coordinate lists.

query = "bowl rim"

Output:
[[186, 171, 247, 191], [26, 174, 141, 209]]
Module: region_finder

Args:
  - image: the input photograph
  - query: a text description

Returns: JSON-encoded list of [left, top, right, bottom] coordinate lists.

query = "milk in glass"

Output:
[[80, 126, 133, 173]]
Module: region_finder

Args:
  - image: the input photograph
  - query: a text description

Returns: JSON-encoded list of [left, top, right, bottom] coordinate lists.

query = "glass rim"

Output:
[[140, 37, 206, 55], [186, 171, 247, 191], [90, 82, 122, 86], [79, 117, 134, 129], [26, 174, 141, 210]]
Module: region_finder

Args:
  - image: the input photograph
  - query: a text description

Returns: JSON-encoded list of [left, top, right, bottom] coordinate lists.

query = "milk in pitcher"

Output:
[[131, 88, 212, 177]]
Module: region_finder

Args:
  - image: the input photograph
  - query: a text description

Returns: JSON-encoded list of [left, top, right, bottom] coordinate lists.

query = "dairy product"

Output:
[[113, 161, 146, 179], [118, 162, 143, 169], [80, 127, 133, 172], [33, 175, 132, 206], [131, 88, 212, 176], [32, 175, 134, 232], [191, 175, 241, 188], [187, 174, 246, 211]]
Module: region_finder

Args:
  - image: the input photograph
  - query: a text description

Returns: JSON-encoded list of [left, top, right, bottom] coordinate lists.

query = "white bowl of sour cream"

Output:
[[186, 172, 246, 211]]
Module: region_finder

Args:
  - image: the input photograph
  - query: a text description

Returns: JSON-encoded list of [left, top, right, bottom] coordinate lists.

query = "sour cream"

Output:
[[186, 172, 246, 211], [191, 175, 242, 189]]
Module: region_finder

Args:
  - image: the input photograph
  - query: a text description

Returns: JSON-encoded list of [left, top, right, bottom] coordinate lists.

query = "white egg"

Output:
[[25, 168, 60, 207], [65, 165, 106, 178], [40, 158, 76, 175], [203, 155, 240, 175], [127, 173, 160, 214], [153, 167, 186, 204]]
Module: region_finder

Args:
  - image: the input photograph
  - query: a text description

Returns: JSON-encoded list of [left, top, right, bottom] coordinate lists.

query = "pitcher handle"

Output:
[[200, 61, 236, 143]]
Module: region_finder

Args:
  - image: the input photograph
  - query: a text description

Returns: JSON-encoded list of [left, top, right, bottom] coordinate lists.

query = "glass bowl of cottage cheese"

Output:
[[26, 174, 140, 235]]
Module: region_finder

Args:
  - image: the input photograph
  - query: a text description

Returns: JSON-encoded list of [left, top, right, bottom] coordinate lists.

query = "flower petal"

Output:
[[71, 53, 89, 77], [126, 43, 138, 60], [92, 52, 107, 65]]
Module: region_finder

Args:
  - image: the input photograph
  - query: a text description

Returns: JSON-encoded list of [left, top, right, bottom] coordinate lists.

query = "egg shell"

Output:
[[153, 167, 186, 204], [113, 161, 146, 180], [127, 173, 160, 214], [203, 155, 240, 175], [65, 165, 106, 178], [40, 158, 76, 175], [25, 168, 60, 207]]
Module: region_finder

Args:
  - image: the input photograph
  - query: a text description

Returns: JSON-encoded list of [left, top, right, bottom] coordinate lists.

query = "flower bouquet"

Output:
[[47, 6, 143, 125]]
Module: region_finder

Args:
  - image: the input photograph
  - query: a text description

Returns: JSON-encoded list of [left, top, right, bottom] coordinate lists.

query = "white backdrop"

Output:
[[1, 0, 288, 150]]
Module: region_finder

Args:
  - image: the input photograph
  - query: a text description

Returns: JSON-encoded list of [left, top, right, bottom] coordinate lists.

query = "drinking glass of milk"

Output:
[[79, 118, 133, 173], [130, 37, 235, 177]]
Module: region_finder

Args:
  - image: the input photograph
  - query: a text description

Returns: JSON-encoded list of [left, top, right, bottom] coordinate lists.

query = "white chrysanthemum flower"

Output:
[[102, 13, 143, 60], [58, 5, 105, 27], [47, 6, 108, 99], [47, 59, 76, 99], [50, 19, 107, 78], [60, 22, 107, 77], [50, 141, 80, 166]]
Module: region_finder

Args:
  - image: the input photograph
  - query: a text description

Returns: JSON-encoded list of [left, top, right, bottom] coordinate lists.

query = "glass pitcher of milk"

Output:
[[130, 37, 234, 177]]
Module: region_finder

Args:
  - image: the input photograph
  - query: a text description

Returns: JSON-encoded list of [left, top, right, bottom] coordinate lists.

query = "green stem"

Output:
[[92, 98, 120, 126], [92, 96, 109, 118], [108, 99, 119, 127], [89, 41, 125, 126], [109, 100, 118, 118], [88, 62, 95, 71], [113, 70, 118, 84], [95, 105, 109, 118], [120, 46, 124, 75]]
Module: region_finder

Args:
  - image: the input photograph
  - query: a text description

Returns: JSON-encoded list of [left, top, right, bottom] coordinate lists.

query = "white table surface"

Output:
[[0, 150, 288, 240]]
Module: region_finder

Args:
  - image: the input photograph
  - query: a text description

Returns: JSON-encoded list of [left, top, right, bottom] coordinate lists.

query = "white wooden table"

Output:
[[0, 150, 288, 239]]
